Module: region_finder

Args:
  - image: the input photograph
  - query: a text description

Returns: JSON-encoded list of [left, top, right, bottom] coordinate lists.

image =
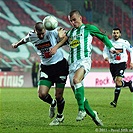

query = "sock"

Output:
[[51, 99, 56, 107], [57, 98, 65, 115], [57, 114, 63, 118], [39, 94, 53, 104], [114, 88, 121, 103], [122, 80, 130, 87], [74, 83, 85, 111], [84, 99, 95, 118]]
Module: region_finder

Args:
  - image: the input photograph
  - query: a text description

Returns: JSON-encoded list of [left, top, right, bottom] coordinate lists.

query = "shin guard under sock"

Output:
[[39, 94, 53, 104], [114, 88, 121, 103], [74, 83, 85, 111], [57, 98, 65, 115], [84, 99, 95, 118]]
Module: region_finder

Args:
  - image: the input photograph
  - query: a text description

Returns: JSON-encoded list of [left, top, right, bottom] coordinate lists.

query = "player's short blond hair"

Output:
[[69, 10, 81, 17]]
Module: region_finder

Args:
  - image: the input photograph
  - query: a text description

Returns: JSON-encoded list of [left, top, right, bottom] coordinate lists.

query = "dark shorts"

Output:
[[40, 58, 69, 84], [110, 62, 127, 80]]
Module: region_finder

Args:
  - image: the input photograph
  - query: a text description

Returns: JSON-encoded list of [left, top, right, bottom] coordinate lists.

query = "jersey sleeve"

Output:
[[103, 46, 110, 59], [86, 24, 113, 49], [50, 28, 60, 42], [23, 30, 33, 43], [63, 30, 71, 46], [124, 40, 133, 63]]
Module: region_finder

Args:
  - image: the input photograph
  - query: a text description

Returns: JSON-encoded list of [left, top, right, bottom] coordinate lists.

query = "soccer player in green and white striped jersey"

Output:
[[50, 10, 118, 126]]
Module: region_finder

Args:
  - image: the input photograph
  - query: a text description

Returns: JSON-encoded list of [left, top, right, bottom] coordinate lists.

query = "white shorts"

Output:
[[69, 57, 92, 86]]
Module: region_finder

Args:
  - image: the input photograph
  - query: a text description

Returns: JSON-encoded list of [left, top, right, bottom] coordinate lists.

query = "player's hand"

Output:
[[110, 49, 120, 54], [130, 63, 133, 70], [58, 27, 66, 39], [104, 57, 109, 62], [12, 43, 18, 48], [49, 46, 58, 55]]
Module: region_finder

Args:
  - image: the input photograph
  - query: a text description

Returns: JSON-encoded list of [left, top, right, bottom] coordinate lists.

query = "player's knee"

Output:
[[39, 93, 50, 102], [115, 80, 122, 87], [73, 77, 80, 84], [55, 91, 63, 100], [56, 97, 65, 105], [38, 91, 48, 100]]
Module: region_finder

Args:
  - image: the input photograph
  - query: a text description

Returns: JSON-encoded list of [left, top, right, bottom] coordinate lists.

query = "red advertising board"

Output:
[[66, 72, 133, 87], [0, 72, 133, 88], [0, 72, 32, 88]]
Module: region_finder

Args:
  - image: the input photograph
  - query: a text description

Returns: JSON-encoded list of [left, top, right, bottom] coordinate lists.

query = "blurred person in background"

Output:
[[84, 0, 93, 23], [31, 58, 39, 87], [50, 10, 119, 126], [103, 27, 133, 107], [12, 22, 69, 126]]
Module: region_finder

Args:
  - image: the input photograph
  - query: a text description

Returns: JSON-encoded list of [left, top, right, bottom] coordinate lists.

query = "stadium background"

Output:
[[0, 0, 133, 88]]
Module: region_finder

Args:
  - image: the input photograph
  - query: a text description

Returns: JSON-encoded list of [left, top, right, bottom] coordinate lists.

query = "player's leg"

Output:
[[111, 76, 122, 107], [49, 58, 68, 126], [39, 64, 59, 118], [84, 99, 103, 126], [71, 67, 87, 121], [110, 64, 120, 107], [110, 62, 131, 107], [73, 67, 85, 111], [71, 85, 103, 126], [49, 84, 65, 126], [38, 80, 56, 118], [120, 63, 133, 92], [38, 80, 53, 104], [55, 85, 65, 116], [54, 58, 68, 117], [69, 58, 91, 121], [122, 80, 133, 92], [112, 74, 133, 107]]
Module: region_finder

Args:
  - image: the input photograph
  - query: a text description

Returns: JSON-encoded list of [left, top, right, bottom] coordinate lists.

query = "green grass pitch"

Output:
[[0, 87, 133, 133]]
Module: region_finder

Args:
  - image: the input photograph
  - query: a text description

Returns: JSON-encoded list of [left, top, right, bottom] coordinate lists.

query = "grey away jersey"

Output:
[[23, 28, 63, 65]]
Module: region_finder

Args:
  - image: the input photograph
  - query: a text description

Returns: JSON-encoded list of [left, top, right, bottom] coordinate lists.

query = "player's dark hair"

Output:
[[113, 27, 121, 33], [34, 22, 44, 31], [69, 10, 81, 17]]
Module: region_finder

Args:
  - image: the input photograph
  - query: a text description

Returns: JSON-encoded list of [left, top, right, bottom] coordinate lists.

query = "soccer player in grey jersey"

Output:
[[12, 22, 69, 126], [103, 27, 133, 107], [50, 10, 119, 126]]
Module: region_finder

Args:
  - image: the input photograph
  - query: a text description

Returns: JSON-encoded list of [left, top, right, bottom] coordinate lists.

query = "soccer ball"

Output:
[[43, 15, 58, 30]]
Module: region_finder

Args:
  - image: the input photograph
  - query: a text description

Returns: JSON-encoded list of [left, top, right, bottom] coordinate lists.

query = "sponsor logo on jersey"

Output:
[[70, 40, 80, 48], [36, 41, 51, 50]]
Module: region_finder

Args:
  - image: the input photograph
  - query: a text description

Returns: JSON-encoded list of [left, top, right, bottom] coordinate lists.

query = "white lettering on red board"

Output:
[[0, 72, 24, 87]]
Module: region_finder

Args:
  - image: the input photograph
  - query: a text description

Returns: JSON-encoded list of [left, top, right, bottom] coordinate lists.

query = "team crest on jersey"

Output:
[[130, 45, 133, 48], [70, 40, 80, 48]]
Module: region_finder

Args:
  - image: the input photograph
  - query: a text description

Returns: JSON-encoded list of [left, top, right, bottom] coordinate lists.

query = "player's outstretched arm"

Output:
[[12, 39, 25, 49], [58, 27, 66, 39], [50, 36, 68, 55], [88, 25, 119, 54]]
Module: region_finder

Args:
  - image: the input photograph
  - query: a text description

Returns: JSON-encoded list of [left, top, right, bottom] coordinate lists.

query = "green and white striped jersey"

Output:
[[67, 24, 113, 64]]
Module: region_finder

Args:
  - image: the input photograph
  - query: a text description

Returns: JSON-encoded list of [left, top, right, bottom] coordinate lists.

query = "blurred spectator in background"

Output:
[[132, 1, 133, 17], [103, 27, 133, 107], [32, 59, 39, 87], [84, 0, 93, 23]]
